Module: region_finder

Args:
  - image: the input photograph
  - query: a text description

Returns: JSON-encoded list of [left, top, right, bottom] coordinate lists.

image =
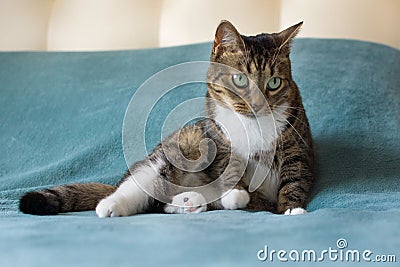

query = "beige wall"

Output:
[[0, 0, 53, 50], [47, 0, 162, 50], [0, 0, 399, 51], [280, 0, 400, 48], [159, 0, 280, 47]]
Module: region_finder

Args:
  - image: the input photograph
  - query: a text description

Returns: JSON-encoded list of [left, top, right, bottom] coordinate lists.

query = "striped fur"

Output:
[[19, 183, 115, 215], [19, 20, 314, 216]]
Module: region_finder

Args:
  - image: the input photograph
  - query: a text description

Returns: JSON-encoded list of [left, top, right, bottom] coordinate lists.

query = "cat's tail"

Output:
[[19, 183, 116, 215]]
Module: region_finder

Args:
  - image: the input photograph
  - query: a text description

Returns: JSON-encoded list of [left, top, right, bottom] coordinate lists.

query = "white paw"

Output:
[[284, 207, 307, 215], [164, 192, 207, 214], [96, 197, 130, 218], [221, 189, 250, 210]]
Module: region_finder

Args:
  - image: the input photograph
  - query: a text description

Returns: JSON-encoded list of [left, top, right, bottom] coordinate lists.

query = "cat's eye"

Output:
[[267, 77, 282, 91], [231, 73, 249, 88]]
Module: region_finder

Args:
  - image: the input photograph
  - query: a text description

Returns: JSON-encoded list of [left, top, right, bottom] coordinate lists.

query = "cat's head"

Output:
[[206, 20, 302, 116]]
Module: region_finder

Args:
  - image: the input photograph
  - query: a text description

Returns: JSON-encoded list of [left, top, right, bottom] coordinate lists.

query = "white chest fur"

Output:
[[214, 104, 283, 158], [214, 104, 287, 201]]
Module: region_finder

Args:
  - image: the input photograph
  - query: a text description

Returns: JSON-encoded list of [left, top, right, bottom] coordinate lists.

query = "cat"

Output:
[[19, 20, 315, 217]]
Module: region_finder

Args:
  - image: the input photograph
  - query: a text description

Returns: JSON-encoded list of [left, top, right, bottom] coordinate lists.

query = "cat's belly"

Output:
[[244, 160, 279, 203]]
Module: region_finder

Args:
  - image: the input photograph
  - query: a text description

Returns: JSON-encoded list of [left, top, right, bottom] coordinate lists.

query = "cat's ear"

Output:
[[212, 20, 245, 54], [277, 21, 303, 50]]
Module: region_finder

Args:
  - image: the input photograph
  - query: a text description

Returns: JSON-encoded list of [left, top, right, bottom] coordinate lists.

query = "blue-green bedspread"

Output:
[[0, 39, 399, 267]]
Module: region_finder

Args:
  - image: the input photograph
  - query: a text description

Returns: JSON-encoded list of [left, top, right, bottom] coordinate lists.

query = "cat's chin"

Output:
[[237, 111, 271, 118]]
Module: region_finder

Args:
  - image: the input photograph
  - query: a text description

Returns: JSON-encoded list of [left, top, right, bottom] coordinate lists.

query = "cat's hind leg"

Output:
[[96, 158, 164, 218]]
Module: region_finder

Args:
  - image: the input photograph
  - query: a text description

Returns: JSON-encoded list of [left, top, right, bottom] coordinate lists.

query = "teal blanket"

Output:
[[0, 39, 399, 266]]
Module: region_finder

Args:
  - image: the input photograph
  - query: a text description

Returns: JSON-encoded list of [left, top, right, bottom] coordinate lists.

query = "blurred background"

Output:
[[0, 0, 399, 51]]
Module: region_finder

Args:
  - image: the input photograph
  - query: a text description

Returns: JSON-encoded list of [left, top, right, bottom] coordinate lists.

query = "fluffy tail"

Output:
[[19, 183, 116, 215]]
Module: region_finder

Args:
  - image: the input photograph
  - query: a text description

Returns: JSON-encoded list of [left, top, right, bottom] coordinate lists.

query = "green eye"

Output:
[[267, 77, 282, 91], [232, 73, 249, 88]]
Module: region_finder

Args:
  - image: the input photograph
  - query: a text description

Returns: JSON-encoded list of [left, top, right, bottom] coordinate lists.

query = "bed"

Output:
[[0, 39, 399, 266]]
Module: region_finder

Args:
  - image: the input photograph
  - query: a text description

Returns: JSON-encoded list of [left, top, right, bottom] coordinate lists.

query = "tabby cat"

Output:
[[19, 21, 315, 217]]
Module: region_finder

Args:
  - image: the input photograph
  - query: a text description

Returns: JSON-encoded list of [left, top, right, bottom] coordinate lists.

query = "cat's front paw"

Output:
[[284, 207, 307, 215], [164, 192, 207, 214], [96, 197, 130, 218], [221, 189, 250, 210]]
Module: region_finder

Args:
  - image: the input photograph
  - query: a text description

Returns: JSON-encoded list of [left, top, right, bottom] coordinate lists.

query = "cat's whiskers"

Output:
[[274, 116, 302, 149], [282, 113, 310, 131], [272, 112, 309, 148], [273, 108, 310, 130], [274, 105, 305, 111], [277, 132, 285, 175]]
